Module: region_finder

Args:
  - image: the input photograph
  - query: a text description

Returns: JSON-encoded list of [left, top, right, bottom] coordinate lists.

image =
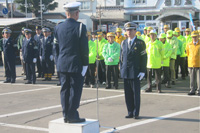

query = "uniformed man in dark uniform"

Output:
[[39, 27, 54, 81], [1, 28, 17, 83], [120, 22, 147, 119], [54, 2, 89, 123], [34, 26, 43, 78], [22, 29, 38, 84]]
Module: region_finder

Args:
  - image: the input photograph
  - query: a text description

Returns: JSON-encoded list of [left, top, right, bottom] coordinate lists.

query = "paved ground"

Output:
[[0, 66, 199, 133]]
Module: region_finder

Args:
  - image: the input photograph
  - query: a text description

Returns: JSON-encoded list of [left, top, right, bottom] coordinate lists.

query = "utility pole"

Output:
[[6, 0, 8, 18], [98, 5, 102, 31], [40, 0, 43, 26], [11, 0, 13, 18], [25, 0, 27, 18]]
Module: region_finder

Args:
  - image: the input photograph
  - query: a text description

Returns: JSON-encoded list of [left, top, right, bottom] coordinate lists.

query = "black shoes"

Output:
[[11, 81, 15, 83], [145, 88, 152, 92], [64, 118, 86, 123], [188, 92, 195, 95], [134, 116, 139, 119], [125, 114, 133, 118], [172, 81, 175, 85], [105, 86, 111, 89], [57, 83, 61, 86], [3, 80, 11, 83], [25, 81, 32, 84]]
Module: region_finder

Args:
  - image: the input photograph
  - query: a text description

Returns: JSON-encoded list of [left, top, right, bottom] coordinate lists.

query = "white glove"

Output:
[[50, 55, 54, 61], [81, 66, 88, 76], [33, 58, 37, 63], [137, 72, 145, 80], [108, 57, 113, 62], [40, 56, 42, 61]]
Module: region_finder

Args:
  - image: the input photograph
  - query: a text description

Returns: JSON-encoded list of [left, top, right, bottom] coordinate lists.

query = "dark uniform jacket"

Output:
[[54, 18, 89, 73], [2, 37, 17, 61], [39, 36, 53, 63], [22, 38, 38, 63], [120, 37, 147, 79]]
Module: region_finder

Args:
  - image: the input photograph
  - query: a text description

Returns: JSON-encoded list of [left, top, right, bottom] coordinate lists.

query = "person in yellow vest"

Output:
[[186, 31, 200, 96], [159, 33, 172, 88], [174, 27, 187, 80], [115, 28, 126, 45], [84, 32, 97, 88], [95, 32, 108, 85], [141, 27, 147, 40], [184, 28, 192, 76], [124, 32, 128, 39], [166, 30, 178, 85], [164, 25, 170, 34], [136, 31, 144, 41], [144, 27, 153, 44], [145, 29, 164, 93]]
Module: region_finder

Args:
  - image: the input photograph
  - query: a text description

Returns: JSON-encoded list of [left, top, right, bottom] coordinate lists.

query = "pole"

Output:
[[99, 5, 101, 31], [11, 0, 13, 18], [6, 0, 8, 18], [40, 0, 43, 26], [25, 0, 27, 18]]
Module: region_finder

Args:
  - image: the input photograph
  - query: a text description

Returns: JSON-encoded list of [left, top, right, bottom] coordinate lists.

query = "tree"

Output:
[[14, 0, 58, 17]]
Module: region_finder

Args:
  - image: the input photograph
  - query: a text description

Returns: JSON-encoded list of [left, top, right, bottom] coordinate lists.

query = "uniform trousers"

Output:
[[180, 57, 186, 78], [60, 72, 84, 120], [20, 51, 26, 74], [106, 65, 118, 87], [42, 60, 53, 78], [124, 78, 140, 116], [97, 60, 106, 83], [162, 67, 170, 83], [4, 59, 16, 82], [189, 68, 200, 94], [26, 62, 36, 83], [147, 68, 161, 90], [175, 55, 181, 79], [170, 59, 176, 82], [85, 63, 96, 85], [36, 55, 42, 76]]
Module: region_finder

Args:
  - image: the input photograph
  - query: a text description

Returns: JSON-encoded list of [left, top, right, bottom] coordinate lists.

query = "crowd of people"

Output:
[[0, 23, 199, 96]]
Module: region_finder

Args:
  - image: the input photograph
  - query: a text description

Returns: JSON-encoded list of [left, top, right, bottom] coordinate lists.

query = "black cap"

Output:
[[36, 26, 42, 30]]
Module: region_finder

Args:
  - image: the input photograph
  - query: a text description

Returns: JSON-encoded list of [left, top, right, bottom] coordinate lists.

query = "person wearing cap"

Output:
[[184, 28, 192, 76], [91, 32, 96, 41], [136, 31, 144, 41], [120, 22, 147, 119], [141, 27, 147, 40], [1, 28, 17, 83], [164, 25, 170, 34], [159, 33, 172, 88], [166, 30, 178, 85], [145, 29, 164, 93], [95, 32, 108, 85], [84, 32, 96, 88], [144, 27, 153, 44], [115, 28, 126, 45], [22, 29, 38, 84], [186, 31, 200, 96], [39, 27, 54, 81], [0, 32, 6, 77], [102, 32, 120, 89], [102, 31, 107, 40], [17, 27, 26, 76], [54, 2, 89, 123], [175, 27, 187, 80], [34, 26, 43, 78], [124, 31, 128, 39]]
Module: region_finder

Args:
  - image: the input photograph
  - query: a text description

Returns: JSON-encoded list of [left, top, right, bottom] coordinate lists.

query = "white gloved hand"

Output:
[[137, 72, 145, 80], [108, 57, 113, 62], [33, 58, 37, 63], [50, 55, 54, 61], [40, 56, 42, 61], [81, 66, 88, 76]]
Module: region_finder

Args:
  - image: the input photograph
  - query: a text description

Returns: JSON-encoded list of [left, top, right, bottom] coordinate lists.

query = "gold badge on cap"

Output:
[[134, 47, 137, 50], [127, 24, 131, 28]]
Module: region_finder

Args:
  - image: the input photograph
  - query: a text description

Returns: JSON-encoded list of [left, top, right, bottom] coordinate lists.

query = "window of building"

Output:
[[133, 0, 145, 4], [153, 15, 158, 20], [116, 0, 124, 6], [132, 15, 138, 21], [146, 15, 152, 20], [79, 1, 91, 10], [139, 15, 145, 20]]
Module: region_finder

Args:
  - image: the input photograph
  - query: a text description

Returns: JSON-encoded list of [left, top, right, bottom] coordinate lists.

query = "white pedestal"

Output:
[[49, 118, 99, 133]]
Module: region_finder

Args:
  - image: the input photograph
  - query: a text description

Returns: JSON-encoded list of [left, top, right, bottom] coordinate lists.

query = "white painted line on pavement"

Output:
[[101, 106, 200, 133], [142, 92, 200, 98], [0, 94, 124, 119], [0, 87, 58, 96], [0, 122, 49, 132]]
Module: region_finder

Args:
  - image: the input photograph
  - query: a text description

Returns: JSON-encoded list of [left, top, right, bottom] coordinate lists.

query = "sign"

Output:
[[98, 24, 107, 32], [2, 8, 8, 15], [180, 21, 186, 31], [146, 22, 157, 27]]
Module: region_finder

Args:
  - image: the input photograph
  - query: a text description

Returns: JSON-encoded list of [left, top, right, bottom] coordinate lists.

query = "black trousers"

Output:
[[26, 62, 36, 83], [180, 57, 186, 78], [60, 72, 84, 120], [106, 65, 119, 87], [42, 60, 54, 74], [85, 63, 96, 85], [175, 55, 181, 79], [97, 60, 106, 83], [124, 78, 140, 116], [162, 67, 170, 82], [5, 59, 16, 82], [147, 68, 161, 90]]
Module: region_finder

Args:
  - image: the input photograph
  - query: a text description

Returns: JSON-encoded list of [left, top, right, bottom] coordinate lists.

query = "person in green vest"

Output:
[[95, 32, 108, 85], [144, 27, 153, 44], [166, 30, 178, 85], [175, 27, 187, 80], [160, 33, 172, 88], [17, 27, 26, 76], [145, 29, 164, 93], [164, 25, 170, 34], [141, 27, 147, 40], [102, 32, 120, 89], [136, 31, 144, 41], [184, 28, 192, 76], [84, 32, 97, 88]]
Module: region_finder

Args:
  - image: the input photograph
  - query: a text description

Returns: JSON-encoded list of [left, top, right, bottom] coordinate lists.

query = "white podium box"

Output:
[[49, 118, 99, 133]]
